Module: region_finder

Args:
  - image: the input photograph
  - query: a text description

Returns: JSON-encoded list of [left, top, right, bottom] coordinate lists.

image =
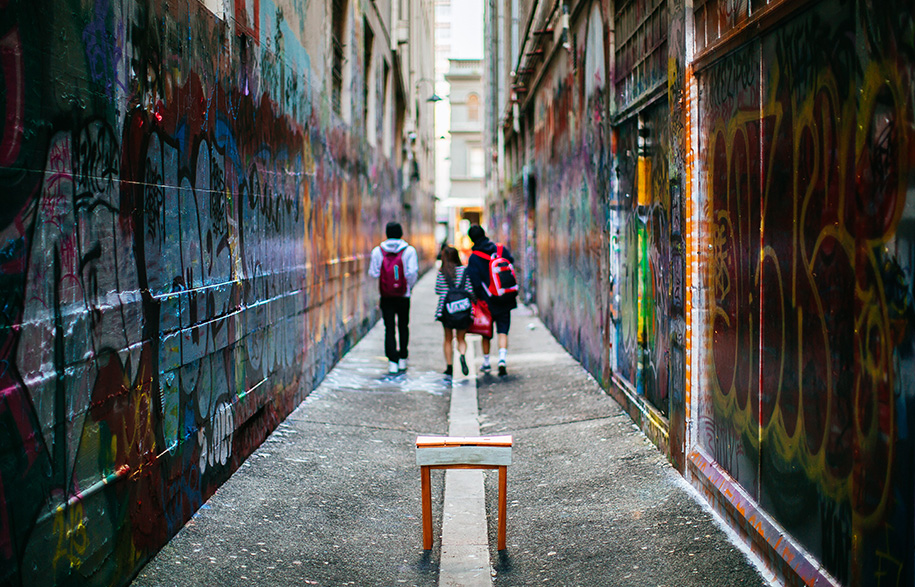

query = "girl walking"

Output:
[[435, 246, 475, 376]]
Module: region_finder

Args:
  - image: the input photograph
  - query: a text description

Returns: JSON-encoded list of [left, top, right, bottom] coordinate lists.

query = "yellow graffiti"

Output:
[[704, 53, 909, 533], [53, 503, 88, 571], [872, 523, 904, 586]]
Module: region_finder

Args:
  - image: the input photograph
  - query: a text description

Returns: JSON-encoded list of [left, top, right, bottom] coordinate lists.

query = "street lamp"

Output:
[[415, 78, 444, 103]]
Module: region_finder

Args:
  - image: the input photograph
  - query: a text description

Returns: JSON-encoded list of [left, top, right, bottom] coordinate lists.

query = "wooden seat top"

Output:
[[416, 435, 513, 448]]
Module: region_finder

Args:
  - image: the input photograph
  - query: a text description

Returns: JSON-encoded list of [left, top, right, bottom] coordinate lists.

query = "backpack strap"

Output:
[[472, 250, 491, 261], [495, 244, 503, 258]]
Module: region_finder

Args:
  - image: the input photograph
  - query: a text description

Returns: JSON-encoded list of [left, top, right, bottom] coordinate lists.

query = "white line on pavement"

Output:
[[439, 341, 492, 587]]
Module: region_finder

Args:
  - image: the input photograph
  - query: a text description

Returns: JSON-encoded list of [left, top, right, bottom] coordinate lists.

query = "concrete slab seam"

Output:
[[439, 342, 493, 586]]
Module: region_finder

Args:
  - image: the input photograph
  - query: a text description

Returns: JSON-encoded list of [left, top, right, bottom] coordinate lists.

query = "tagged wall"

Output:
[[0, 0, 431, 584], [520, 3, 613, 382], [504, 0, 915, 583], [696, 0, 915, 583], [518, 0, 677, 431]]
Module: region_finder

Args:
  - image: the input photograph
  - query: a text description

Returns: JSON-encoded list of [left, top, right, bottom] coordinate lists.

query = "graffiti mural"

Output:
[[637, 101, 672, 417], [520, 0, 679, 431], [604, 0, 675, 423], [612, 117, 640, 388], [0, 0, 430, 583], [527, 6, 612, 380], [502, 0, 914, 582], [698, 0, 915, 583]]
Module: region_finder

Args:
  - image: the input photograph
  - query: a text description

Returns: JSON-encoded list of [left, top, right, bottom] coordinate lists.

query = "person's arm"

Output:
[[405, 246, 419, 288], [368, 247, 381, 278], [435, 271, 446, 296], [462, 267, 477, 301]]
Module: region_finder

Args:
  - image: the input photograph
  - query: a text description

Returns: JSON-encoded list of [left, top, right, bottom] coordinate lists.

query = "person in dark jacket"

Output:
[[466, 224, 517, 376]]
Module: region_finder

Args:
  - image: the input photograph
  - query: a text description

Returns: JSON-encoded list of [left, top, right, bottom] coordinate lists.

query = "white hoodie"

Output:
[[368, 238, 419, 296]]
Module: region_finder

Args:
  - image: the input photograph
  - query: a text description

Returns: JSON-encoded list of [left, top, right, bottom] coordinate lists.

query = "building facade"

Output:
[[486, 0, 915, 585], [444, 58, 486, 254], [433, 0, 453, 215], [433, 0, 485, 249], [0, 0, 435, 583]]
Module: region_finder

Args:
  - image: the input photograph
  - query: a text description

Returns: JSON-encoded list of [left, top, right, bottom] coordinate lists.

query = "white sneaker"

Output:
[[398, 358, 407, 371], [388, 361, 399, 374]]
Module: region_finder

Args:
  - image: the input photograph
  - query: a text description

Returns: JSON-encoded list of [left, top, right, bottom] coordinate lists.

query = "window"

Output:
[[382, 60, 391, 153], [693, 0, 765, 54], [363, 18, 374, 135], [469, 147, 484, 177], [331, 0, 349, 114], [467, 93, 480, 121], [614, 0, 667, 111]]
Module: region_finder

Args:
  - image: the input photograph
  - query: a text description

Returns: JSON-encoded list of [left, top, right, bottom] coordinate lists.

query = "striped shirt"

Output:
[[434, 266, 476, 319]]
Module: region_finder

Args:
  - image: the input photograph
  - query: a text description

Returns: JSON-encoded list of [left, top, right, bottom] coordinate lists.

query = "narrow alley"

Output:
[[130, 272, 769, 586], [1, 0, 913, 584]]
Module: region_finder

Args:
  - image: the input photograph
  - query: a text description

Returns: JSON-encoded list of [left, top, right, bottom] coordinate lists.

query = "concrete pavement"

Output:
[[131, 271, 772, 587]]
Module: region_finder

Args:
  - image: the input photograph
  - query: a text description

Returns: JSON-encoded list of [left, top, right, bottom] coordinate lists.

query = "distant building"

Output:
[[444, 58, 485, 257], [433, 0, 453, 244]]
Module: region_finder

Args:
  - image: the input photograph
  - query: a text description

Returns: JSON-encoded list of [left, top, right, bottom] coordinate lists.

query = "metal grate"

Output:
[[614, 0, 668, 111]]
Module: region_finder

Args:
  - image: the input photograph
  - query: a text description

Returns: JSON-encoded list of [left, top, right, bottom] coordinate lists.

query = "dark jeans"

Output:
[[380, 296, 410, 362]]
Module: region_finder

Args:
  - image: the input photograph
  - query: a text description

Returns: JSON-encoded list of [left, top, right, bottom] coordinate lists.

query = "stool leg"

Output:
[[498, 466, 507, 551], [421, 466, 433, 549]]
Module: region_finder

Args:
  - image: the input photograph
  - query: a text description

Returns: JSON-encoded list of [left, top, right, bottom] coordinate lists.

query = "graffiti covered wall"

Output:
[[0, 0, 430, 584], [697, 0, 915, 583], [525, 3, 613, 380], [508, 0, 678, 445], [503, 0, 915, 582]]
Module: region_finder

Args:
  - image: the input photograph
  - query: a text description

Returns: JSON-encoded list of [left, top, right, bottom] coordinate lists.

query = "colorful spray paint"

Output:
[[0, 0, 431, 583], [694, 1, 915, 583], [505, 0, 915, 583]]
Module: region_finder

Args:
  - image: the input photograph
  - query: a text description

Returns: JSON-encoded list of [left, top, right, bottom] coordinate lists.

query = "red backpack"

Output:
[[379, 249, 408, 296], [473, 244, 519, 297]]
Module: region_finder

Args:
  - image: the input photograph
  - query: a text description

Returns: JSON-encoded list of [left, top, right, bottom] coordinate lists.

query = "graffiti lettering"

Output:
[[52, 504, 87, 572], [700, 3, 914, 582], [0, 0, 427, 582]]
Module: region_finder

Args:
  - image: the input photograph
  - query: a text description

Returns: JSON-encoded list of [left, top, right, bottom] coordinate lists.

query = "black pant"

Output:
[[380, 296, 410, 362]]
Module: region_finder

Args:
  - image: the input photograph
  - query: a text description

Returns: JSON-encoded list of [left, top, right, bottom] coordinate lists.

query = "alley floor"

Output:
[[130, 271, 773, 587]]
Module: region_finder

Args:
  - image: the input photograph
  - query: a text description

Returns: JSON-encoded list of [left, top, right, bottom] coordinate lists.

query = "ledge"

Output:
[[687, 447, 839, 587]]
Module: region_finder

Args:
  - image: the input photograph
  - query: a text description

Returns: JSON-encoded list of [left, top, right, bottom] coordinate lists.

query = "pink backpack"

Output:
[[379, 250, 407, 296]]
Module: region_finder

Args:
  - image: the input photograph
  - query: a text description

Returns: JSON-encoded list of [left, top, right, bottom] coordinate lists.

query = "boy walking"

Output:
[[466, 224, 518, 376], [369, 222, 419, 374]]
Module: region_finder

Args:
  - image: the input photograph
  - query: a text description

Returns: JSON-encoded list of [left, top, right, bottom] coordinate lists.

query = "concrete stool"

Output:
[[415, 435, 513, 550]]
